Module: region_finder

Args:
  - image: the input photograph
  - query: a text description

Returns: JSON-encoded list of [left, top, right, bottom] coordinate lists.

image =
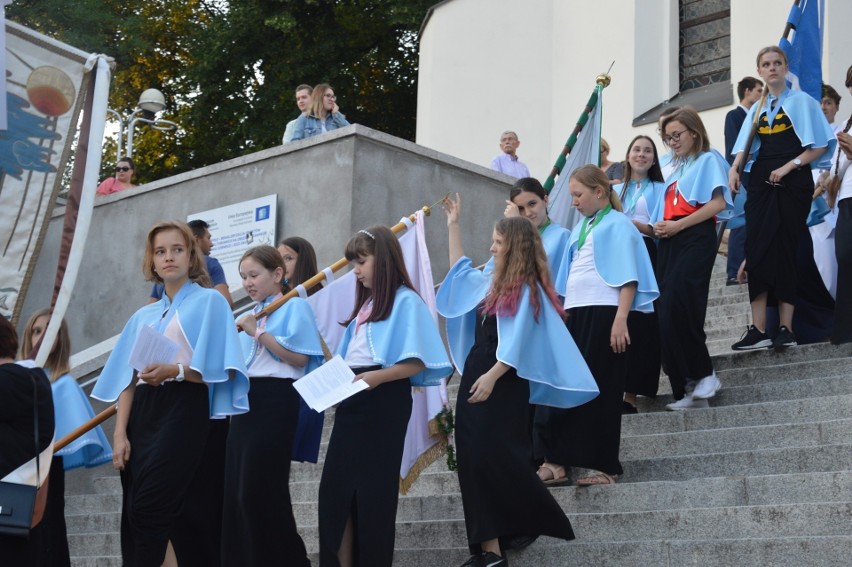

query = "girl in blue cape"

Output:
[[730, 46, 838, 352], [20, 310, 113, 567], [536, 165, 658, 487], [613, 135, 666, 412], [221, 245, 324, 567], [318, 225, 452, 567], [437, 195, 598, 567], [91, 221, 249, 567], [652, 107, 733, 410]]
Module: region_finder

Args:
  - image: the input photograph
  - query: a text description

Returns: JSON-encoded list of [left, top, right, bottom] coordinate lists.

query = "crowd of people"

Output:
[[3, 46, 851, 567]]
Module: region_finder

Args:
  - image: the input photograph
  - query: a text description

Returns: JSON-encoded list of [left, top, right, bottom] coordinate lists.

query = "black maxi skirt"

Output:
[[221, 377, 309, 567], [656, 218, 716, 400], [120, 382, 211, 567], [42, 456, 71, 567], [534, 306, 626, 477], [834, 198, 852, 343], [744, 158, 813, 304], [318, 367, 412, 567], [625, 237, 661, 397], [457, 312, 574, 553]]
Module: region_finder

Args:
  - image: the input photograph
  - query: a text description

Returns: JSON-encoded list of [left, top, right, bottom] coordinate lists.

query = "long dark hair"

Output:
[[620, 135, 664, 202], [342, 225, 416, 326], [280, 236, 319, 296]]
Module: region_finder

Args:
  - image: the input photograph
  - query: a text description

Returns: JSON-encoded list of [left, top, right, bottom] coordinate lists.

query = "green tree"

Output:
[[8, 0, 433, 185]]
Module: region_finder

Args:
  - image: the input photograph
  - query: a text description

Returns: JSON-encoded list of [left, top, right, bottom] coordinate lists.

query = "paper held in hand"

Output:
[[128, 325, 180, 372], [293, 355, 369, 412]]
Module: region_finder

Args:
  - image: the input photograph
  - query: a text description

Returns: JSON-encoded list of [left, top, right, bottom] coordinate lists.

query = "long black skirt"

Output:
[[318, 367, 412, 567], [534, 306, 626, 476], [745, 158, 813, 303], [834, 198, 852, 344], [457, 312, 574, 553], [657, 219, 716, 400], [43, 456, 70, 567], [221, 378, 308, 567], [120, 382, 211, 567], [625, 237, 661, 397]]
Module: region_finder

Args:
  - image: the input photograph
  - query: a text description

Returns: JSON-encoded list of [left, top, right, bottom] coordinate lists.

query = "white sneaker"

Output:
[[665, 394, 709, 411], [692, 372, 721, 400]]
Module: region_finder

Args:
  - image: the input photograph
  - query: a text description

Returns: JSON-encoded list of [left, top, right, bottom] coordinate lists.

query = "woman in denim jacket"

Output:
[[291, 83, 350, 141]]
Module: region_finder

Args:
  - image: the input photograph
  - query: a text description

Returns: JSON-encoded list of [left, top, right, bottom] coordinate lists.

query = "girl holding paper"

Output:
[[92, 221, 249, 567], [437, 199, 599, 567], [221, 244, 324, 566], [318, 226, 452, 567]]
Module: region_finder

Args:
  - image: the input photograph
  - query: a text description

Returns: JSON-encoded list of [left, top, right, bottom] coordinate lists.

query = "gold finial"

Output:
[[596, 73, 612, 88]]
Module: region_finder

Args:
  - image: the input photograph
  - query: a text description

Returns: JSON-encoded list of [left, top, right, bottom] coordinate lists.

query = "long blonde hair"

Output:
[[20, 308, 71, 380], [484, 217, 564, 321]]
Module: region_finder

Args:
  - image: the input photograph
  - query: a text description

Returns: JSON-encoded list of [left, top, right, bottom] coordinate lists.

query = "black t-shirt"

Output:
[[757, 106, 801, 160]]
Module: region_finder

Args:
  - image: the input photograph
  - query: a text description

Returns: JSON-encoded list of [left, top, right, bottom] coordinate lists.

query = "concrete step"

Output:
[[289, 502, 852, 552], [626, 394, 852, 436], [712, 341, 852, 371], [67, 532, 120, 558], [387, 536, 852, 567], [70, 557, 122, 567]]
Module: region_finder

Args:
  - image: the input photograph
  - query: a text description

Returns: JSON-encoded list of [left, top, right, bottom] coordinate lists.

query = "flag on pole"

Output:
[[547, 83, 604, 230], [306, 211, 448, 493], [779, 0, 824, 101]]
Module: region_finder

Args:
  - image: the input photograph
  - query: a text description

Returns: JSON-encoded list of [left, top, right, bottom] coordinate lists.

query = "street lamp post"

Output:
[[107, 88, 178, 160]]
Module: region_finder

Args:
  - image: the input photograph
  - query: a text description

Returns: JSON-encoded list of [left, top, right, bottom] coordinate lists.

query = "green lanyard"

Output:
[[538, 218, 552, 234], [577, 204, 612, 250]]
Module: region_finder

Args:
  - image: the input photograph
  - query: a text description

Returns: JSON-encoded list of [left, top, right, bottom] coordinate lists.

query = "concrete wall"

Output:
[[21, 125, 513, 353], [417, 0, 852, 171]]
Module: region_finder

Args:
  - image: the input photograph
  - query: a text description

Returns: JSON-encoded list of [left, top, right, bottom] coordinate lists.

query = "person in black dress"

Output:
[[438, 195, 599, 567]]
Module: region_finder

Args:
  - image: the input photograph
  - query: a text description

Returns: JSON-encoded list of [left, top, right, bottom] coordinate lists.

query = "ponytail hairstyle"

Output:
[[20, 308, 71, 380], [279, 236, 319, 296], [483, 217, 564, 322], [620, 135, 664, 202], [240, 245, 286, 294], [570, 164, 623, 212], [142, 221, 211, 288], [342, 225, 416, 325]]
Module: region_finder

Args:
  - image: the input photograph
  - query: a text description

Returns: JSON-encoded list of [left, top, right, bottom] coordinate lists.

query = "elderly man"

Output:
[[490, 131, 531, 178]]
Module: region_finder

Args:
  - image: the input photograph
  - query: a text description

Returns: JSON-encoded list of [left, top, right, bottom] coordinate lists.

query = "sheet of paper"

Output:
[[293, 355, 368, 412], [128, 325, 180, 372]]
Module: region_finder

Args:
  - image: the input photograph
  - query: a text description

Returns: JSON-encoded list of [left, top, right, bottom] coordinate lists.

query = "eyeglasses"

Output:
[[323, 94, 337, 100], [115, 166, 131, 172], [662, 129, 689, 145]]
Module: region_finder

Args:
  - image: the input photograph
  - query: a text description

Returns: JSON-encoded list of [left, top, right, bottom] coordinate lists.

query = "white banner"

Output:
[[0, 21, 92, 322]]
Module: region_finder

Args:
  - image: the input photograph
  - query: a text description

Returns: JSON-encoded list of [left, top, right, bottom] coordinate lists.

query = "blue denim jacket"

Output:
[[291, 112, 350, 141]]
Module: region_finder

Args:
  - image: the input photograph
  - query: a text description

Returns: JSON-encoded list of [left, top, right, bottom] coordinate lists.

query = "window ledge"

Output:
[[633, 81, 733, 127]]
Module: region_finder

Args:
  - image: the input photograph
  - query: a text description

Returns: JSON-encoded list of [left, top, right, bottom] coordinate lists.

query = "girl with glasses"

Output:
[[291, 83, 350, 141], [652, 107, 733, 410]]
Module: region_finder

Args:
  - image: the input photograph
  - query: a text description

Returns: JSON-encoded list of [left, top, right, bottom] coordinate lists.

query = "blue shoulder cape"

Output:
[[92, 282, 250, 418], [651, 150, 734, 224], [733, 88, 837, 171], [337, 286, 452, 387], [613, 180, 666, 220], [240, 296, 325, 373], [52, 374, 112, 470], [436, 257, 600, 408], [555, 210, 659, 312], [483, 221, 571, 283]]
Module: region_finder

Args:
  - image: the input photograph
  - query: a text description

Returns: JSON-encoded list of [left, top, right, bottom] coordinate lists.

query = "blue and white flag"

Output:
[[547, 84, 603, 230], [779, 0, 824, 101]]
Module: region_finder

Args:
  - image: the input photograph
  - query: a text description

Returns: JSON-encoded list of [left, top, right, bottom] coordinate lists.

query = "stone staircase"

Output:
[[66, 259, 852, 566]]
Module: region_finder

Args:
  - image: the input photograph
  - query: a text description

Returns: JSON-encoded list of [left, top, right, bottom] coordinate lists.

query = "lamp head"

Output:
[[137, 88, 166, 113]]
